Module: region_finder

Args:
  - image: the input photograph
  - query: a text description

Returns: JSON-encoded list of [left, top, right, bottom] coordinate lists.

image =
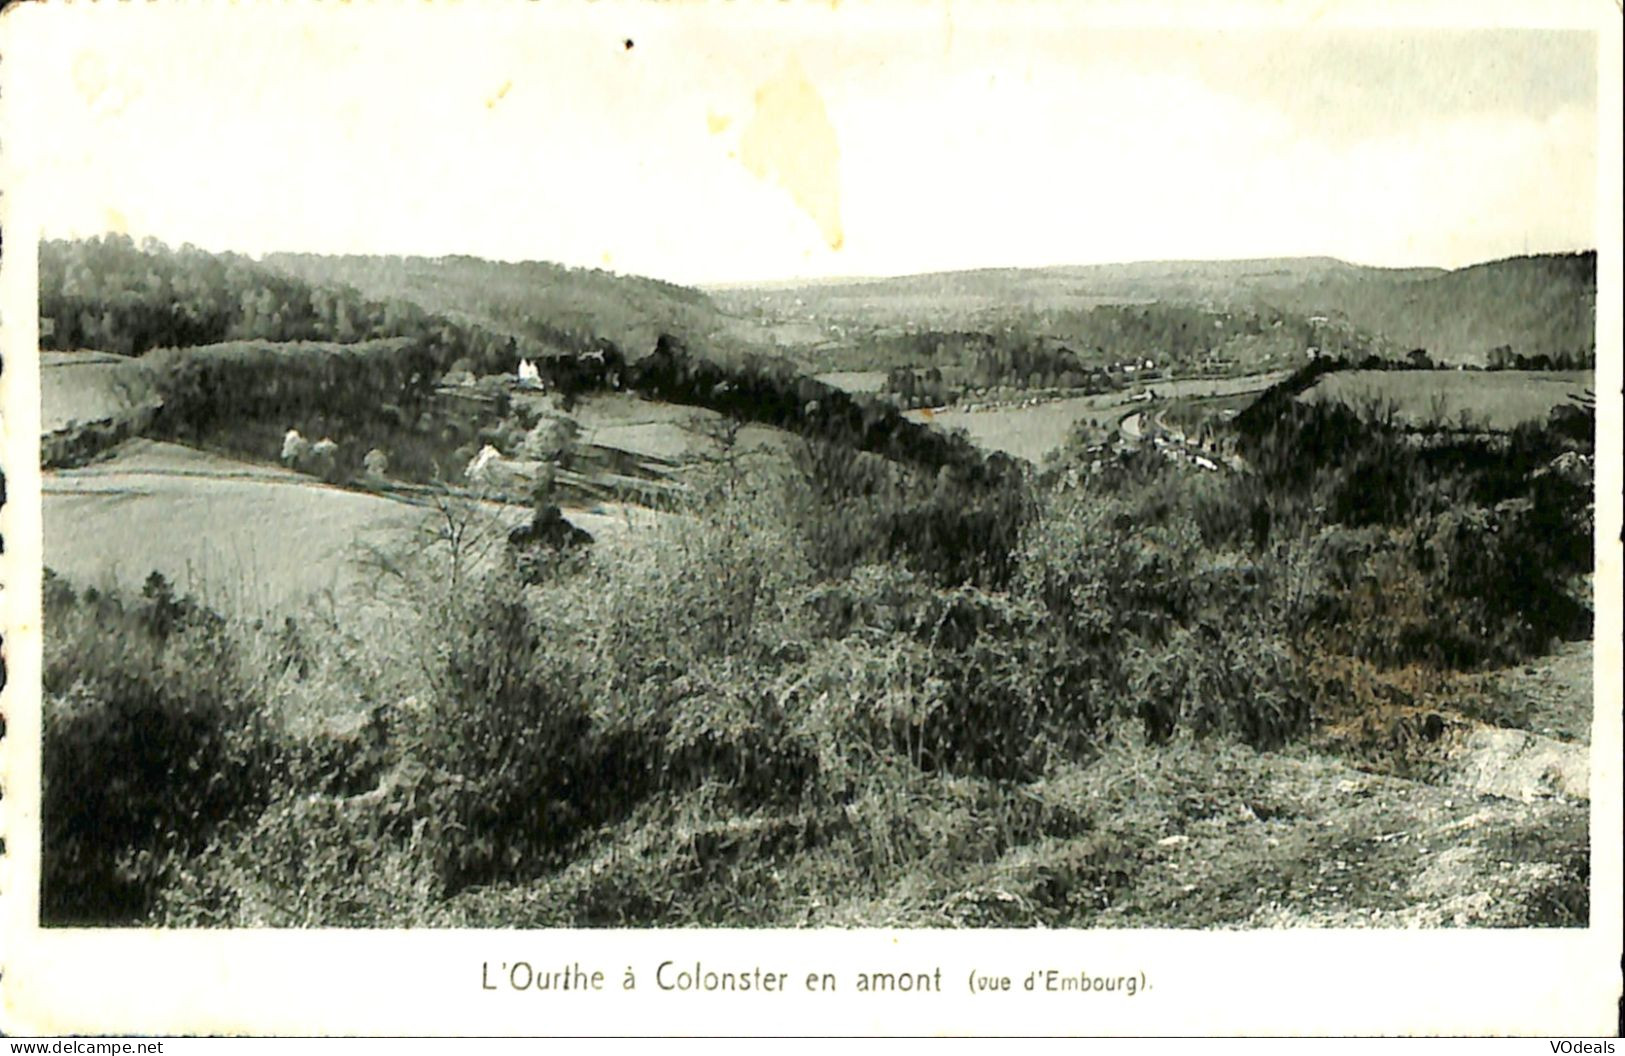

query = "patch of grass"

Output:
[[1300, 369, 1593, 432], [44, 441, 428, 616], [41, 353, 161, 434]]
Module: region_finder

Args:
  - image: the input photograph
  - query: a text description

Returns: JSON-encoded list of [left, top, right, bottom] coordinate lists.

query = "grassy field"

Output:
[[569, 393, 725, 429], [572, 393, 725, 462], [571, 393, 799, 465], [41, 351, 161, 434], [1301, 370, 1594, 431], [908, 395, 1130, 461], [1154, 371, 1297, 399], [581, 422, 708, 462], [814, 370, 888, 394], [37, 370, 761, 616], [43, 438, 669, 617], [43, 440, 432, 614], [908, 371, 1292, 462]]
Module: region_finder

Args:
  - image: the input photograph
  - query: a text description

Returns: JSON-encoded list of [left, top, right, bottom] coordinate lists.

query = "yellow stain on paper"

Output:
[[485, 80, 513, 110], [737, 59, 844, 251], [706, 110, 732, 135], [73, 50, 136, 117], [73, 51, 109, 107]]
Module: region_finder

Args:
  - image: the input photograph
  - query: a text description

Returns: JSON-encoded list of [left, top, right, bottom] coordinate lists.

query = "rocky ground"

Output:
[[874, 640, 1598, 930], [1104, 640, 1595, 929]]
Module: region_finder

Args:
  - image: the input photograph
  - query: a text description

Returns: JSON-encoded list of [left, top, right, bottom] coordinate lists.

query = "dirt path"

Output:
[[1458, 639, 1595, 744], [1185, 643, 1597, 929]]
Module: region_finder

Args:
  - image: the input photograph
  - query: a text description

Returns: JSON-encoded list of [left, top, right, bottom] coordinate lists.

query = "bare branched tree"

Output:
[[359, 482, 510, 608]]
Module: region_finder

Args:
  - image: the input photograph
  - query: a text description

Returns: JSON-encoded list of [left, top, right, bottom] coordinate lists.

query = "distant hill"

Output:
[[265, 253, 734, 360], [712, 257, 1442, 321], [763, 256, 1440, 297], [716, 252, 1595, 367], [45, 238, 1593, 375], [41, 236, 759, 375], [1260, 252, 1596, 365]]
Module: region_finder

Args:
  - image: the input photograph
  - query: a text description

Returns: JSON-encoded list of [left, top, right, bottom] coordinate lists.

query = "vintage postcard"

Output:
[[1, 0, 1620, 1037]]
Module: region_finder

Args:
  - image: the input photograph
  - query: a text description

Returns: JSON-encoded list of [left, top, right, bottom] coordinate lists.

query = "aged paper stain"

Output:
[[72, 49, 135, 117], [738, 59, 843, 251], [706, 109, 732, 135], [485, 80, 513, 110], [72, 51, 109, 106]]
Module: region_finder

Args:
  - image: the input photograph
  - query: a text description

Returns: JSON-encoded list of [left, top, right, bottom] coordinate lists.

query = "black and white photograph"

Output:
[[1, 0, 1619, 1037]]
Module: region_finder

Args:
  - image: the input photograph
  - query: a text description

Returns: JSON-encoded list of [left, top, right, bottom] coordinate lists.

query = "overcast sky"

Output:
[[2, 3, 1606, 285]]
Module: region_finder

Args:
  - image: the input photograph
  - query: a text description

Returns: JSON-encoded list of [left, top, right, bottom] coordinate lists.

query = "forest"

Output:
[[41, 235, 594, 369]]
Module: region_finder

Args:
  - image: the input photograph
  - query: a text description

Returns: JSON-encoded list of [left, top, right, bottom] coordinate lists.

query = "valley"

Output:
[[35, 237, 1600, 931]]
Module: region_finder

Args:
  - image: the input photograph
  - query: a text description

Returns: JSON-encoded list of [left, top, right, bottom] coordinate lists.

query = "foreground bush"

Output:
[[1017, 470, 1316, 749], [41, 572, 280, 923], [401, 580, 599, 890]]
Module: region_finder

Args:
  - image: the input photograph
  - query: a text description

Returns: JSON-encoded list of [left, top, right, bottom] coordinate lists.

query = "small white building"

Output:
[[466, 444, 505, 483], [466, 444, 548, 489], [280, 429, 308, 464]]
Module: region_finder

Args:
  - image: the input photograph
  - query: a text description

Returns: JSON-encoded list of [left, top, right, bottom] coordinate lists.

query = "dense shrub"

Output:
[[786, 437, 1033, 588], [789, 571, 1104, 782], [156, 789, 443, 928], [1221, 360, 1595, 670], [1128, 630, 1310, 748], [652, 656, 822, 808], [148, 340, 438, 437], [396, 578, 599, 890], [41, 572, 280, 923], [1016, 471, 1316, 748], [899, 588, 1100, 777]]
